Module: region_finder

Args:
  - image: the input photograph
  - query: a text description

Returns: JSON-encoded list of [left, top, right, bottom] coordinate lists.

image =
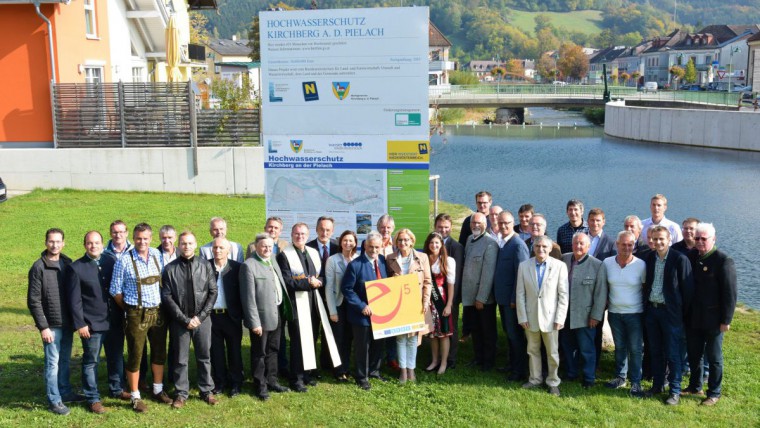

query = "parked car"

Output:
[[0, 177, 6, 203], [642, 81, 658, 93], [686, 84, 705, 91], [552, 81, 567, 86]]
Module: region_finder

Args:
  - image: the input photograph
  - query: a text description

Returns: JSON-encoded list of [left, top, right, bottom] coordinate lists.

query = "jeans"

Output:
[[396, 335, 418, 369], [686, 327, 724, 397], [608, 312, 643, 383], [80, 332, 105, 404], [43, 326, 74, 405], [645, 305, 683, 394], [104, 311, 126, 397], [559, 326, 597, 382]]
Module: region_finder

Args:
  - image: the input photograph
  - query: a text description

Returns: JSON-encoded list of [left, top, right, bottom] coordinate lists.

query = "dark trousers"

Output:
[[278, 322, 289, 376], [330, 303, 353, 376], [645, 305, 683, 394], [104, 310, 127, 397], [461, 302, 473, 336], [210, 312, 243, 390], [686, 327, 724, 398], [447, 301, 461, 365], [352, 324, 383, 382], [287, 316, 317, 387], [171, 318, 213, 399], [468, 303, 497, 369], [250, 317, 282, 394], [499, 303, 527, 379], [559, 326, 597, 382]]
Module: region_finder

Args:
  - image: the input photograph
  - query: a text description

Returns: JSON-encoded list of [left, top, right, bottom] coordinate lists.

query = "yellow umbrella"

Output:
[[166, 15, 182, 82]]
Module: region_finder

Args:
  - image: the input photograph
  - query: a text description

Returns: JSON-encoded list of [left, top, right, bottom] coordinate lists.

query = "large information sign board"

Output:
[[260, 7, 430, 240]]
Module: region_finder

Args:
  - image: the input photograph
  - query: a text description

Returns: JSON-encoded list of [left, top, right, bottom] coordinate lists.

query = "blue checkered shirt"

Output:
[[109, 247, 163, 308], [556, 221, 589, 254]]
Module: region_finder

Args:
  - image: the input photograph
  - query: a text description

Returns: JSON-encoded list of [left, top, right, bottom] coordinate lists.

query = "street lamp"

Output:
[[728, 46, 741, 93]]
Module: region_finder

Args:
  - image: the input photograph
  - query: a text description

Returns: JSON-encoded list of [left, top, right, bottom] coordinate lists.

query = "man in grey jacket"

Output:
[[240, 234, 293, 401], [161, 231, 218, 408], [461, 213, 499, 371], [560, 232, 607, 388]]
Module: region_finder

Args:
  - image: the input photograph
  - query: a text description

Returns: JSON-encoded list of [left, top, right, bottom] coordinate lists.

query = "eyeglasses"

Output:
[[694, 237, 711, 242]]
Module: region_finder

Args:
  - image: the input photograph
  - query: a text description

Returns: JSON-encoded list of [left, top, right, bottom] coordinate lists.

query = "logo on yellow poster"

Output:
[[386, 140, 430, 162], [366, 274, 426, 339]]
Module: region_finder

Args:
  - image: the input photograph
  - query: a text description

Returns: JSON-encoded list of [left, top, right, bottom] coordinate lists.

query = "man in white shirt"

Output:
[[641, 194, 683, 244], [199, 217, 244, 262]]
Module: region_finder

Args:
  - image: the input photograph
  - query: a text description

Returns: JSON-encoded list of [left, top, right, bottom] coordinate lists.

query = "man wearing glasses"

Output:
[[105, 220, 133, 260], [525, 214, 562, 260]]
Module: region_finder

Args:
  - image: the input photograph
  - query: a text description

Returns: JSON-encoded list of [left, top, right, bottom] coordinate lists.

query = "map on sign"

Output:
[[267, 169, 386, 213]]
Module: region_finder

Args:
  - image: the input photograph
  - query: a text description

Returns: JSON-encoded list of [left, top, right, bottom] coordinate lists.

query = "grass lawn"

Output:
[[1, 190, 759, 426], [509, 9, 603, 36]]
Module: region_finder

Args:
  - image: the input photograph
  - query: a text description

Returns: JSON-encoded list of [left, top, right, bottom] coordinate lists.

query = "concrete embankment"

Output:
[[604, 100, 760, 152]]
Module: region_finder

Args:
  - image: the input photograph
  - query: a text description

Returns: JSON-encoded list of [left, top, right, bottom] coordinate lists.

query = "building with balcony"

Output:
[[428, 22, 454, 87], [748, 32, 760, 89]]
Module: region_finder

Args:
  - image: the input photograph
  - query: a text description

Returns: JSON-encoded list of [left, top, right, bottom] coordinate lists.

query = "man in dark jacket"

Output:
[[161, 231, 218, 408], [27, 228, 78, 415], [64, 231, 116, 414], [684, 223, 737, 406]]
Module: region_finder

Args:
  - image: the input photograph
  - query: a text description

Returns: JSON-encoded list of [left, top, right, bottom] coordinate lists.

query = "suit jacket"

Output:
[[687, 248, 737, 329], [457, 213, 491, 248], [561, 254, 607, 330], [461, 234, 499, 306], [240, 255, 292, 331], [276, 246, 320, 321], [200, 241, 244, 263], [493, 234, 530, 306], [385, 251, 432, 308], [341, 255, 387, 327], [644, 249, 694, 327], [444, 237, 464, 303], [525, 237, 562, 260], [325, 252, 359, 316], [306, 238, 340, 281], [161, 257, 218, 325], [590, 231, 617, 261], [516, 257, 569, 333], [211, 259, 243, 325], [64, 253, 116, 332]]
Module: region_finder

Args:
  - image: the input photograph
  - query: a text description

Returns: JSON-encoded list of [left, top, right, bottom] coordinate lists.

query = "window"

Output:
[[85, 0, 97, 38], [84, 67, 102, 84], [132, 67, 144, 82]]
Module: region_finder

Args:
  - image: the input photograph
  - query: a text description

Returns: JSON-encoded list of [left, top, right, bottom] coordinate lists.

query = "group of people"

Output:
[[27, 191, 737, 416]]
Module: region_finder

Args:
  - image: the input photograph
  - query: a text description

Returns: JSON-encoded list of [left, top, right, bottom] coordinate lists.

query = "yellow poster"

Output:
[[366, 273, 426, 339]]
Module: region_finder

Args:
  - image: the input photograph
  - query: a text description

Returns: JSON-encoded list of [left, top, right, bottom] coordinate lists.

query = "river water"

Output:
[[429, 108, 760, 308]]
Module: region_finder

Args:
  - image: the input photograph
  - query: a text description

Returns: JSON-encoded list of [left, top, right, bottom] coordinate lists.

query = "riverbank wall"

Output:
[[604, 100, 760, 152]]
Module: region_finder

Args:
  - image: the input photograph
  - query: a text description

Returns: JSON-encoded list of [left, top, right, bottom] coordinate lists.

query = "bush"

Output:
[[449, 71, 480, 85], [582, 107, 605, 125], [435, 108, 466, 124]]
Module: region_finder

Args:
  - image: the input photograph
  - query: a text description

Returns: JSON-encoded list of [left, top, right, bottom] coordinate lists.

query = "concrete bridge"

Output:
[[429, 85, 742, 109]]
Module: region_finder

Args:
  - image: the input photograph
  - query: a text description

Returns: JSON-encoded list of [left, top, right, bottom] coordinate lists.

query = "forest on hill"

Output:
[[199, 0, 760, 62]]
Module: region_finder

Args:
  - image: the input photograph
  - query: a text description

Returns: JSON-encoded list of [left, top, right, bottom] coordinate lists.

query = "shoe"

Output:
[[369, 374, 389, 383], [335, 374, 350, 383], [701, 396, 720, 406], [629, 383, 644, 398], [48, 402, 70, 416], [256, 392, 270, 401], [387, 360, 400, 371], [357, 380, 371, 390], [89, 401, 107, 414], [548, 386, 561, 397], [680, 387, 704, 396], [132, 398, 148, 413], [229, 386, 241, 397], [645, 386, 665, 398], [151, 390, 172, 405], [447, 360, 457, 370], [425, 363, 439, 372], [113, 391, 132, 401], [605, 377, 627, 389], [459, 334, 470, 343], [306, 378, 318, 387], [211, 387, 224, 395], [291, 383, 308, 393], [269, 383, 290, 393], [522, 381, 540, 389], [62, 393, 86, 403], [202, 393, 218, 405], [171, 397, 186, 409], [582, 381, 595, 389], [664, 393, 680, 405]]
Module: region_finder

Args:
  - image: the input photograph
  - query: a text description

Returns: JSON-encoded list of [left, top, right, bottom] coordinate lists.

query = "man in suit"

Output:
[[643, 226, 693, 405], [157, 225, 178, 266], [264, 216, 290, 377], [64, 231, 117, 413], [208, 238, 244, 397], [525, 214, 562, 259], [492, 210, 530, 381], [435, 213, 464, 368], [461, 212, 499, 371], [559, 233, 607, 388], [458, 191, 492, 247], [684, 223, 737, 406], [585, 208, 615, 370], [341, 231, 388, 390], [199, 217, 244, 262], [277, 223, 323, 392], [516, 235, 569, 396], [240, 233, 293, 401], [671, 217, 700, 255], [265, 216, 289, 256], [306, 216, 340, 372], [161, 231, 218, 408]]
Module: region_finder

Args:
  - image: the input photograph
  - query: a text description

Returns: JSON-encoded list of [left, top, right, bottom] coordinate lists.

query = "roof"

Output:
[[589, 46, 627, 63], [429, 21, 451, 47], [697, 24, 760, 44], [215, 61, 260, 69], [188, 0, 217, 10], [642, 29, 686, 54], [466, 60, 503, 71], [749, 32, 760, 43], [207, 39, 252, 56]]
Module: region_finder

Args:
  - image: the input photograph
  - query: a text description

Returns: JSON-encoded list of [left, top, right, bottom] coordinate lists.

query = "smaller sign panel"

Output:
[[366, 273, 426, 339]]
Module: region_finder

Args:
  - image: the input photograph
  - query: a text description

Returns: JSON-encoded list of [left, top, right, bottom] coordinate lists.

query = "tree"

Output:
[[505, 59, 525, 78], [211, 74, 255, 111], [620, 71, 630, 86], [534, 14, 553, 33], [557, 43, 589, 82], [189, 11, 210, 45], [247, 16, 260, 62], [491, 66, 507, 81], [536, 54, 558, 82], [670, 65, 685, 86], [449, 70, 480, 85], [610, 72, 618, 85], [684, 58, 697, 83]]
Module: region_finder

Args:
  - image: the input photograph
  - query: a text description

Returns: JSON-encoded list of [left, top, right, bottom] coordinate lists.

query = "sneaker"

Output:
[[48, 402, 70, 416], [680, 387, 704, 396], [605, 377, 627, 389], [645, 386, 665, 398], [151, 390, 172, 405], [629, 383, 644, 398], [171, 397, 186, 410], [522, 381, 540, 389], [132, 398, 148, 413], [701, 396, 720, 406], [665, 393, 680, 406], [89, 401, 107, 414]]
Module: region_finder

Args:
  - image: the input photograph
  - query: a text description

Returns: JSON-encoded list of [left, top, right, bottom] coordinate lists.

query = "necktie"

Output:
[[322, 245, 329, 267], [374, 260, 382, 279]]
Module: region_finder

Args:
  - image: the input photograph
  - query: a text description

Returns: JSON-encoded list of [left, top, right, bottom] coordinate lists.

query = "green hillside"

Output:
[[510, 9, 604, 35]]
